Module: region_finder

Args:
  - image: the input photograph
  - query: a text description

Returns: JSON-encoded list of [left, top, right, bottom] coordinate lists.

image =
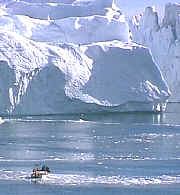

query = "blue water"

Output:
[[0, 109, 180, 194]]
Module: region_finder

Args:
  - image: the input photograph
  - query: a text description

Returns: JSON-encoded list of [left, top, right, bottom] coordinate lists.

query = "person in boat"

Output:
[[31, 165, 50, 178], [41, 165, 50, 173], [32, 168, 40, 178]]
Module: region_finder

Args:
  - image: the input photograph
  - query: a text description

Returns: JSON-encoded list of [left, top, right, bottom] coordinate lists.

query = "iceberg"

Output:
[[0, 0, 170, 115], [129, 3, 180, 101]]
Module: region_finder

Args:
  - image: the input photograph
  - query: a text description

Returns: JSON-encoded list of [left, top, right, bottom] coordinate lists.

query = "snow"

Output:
[[129, 3, 180, 101], [0, 0, 171, 115], [0, 3, 128, 44]]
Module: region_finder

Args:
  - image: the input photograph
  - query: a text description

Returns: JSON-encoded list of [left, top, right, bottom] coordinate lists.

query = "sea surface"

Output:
[[0, 105, 180, 194]]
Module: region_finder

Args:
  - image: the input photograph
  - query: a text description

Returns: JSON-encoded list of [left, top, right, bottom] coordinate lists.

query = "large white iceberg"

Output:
[[129, 3, 180, 101], [0, 0, 170, 115]]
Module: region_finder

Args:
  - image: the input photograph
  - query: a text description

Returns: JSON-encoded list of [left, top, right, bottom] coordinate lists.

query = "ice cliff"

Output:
[[129, 3, 180, 101], [0, 0, 170, 115]]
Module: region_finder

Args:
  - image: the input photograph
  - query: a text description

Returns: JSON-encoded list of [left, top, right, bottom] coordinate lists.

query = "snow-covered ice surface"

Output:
[[0, 0, 113, 20], [129, 3, 180, 101], [0, 0, 170, 115]]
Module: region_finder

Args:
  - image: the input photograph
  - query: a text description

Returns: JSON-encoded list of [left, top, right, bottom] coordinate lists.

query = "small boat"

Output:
[[31, 165, 50, 179], [31, 170, 48, 179]]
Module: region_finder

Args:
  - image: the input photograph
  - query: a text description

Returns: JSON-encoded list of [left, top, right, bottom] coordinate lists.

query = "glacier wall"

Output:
[[0, 0, 170, 115], [129, 3, 180, 101]]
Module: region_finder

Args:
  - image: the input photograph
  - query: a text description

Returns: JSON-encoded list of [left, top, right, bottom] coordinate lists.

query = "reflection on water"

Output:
[[3, 112, 165, 125], [80, 112, 165, 124]]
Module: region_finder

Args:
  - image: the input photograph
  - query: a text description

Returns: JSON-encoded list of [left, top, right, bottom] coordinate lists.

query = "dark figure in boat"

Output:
[[41, 165, 50, 173], [31, 165, 50, 178]]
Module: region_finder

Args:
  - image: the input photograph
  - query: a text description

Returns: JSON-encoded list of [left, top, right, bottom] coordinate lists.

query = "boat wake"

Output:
[[0, 170, 180, 186]]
